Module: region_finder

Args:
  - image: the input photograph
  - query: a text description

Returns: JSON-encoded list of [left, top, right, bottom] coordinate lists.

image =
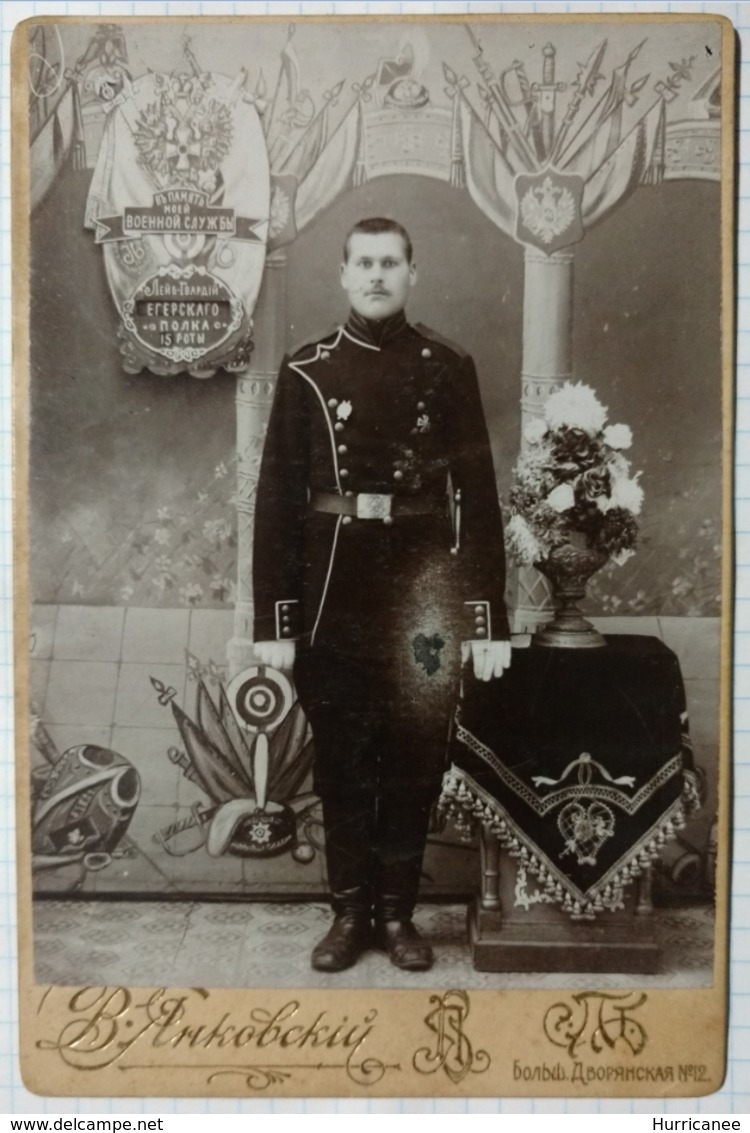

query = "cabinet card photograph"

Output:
[[12, 11, 733, 1098]]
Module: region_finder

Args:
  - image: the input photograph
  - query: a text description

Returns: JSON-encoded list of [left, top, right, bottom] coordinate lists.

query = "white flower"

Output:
[[544, 382, 608, 435], [603, 423, 633, 450], [336, 400, 353, 421], [546, 483, 576, 512], [524, 417, 548, 445], [607, 452, 631, 479], [612, 548, 636, 567], [505, 514, 542, 565], [610, 473, 644, 515]]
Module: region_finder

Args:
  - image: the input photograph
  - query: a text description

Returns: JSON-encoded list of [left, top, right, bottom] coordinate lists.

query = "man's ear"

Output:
[[340, 261, 348, 290], [410, 261, 418, 286]]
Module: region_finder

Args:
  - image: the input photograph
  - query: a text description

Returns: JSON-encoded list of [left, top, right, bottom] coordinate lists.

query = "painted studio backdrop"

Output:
[[26, 19, 722, 911]]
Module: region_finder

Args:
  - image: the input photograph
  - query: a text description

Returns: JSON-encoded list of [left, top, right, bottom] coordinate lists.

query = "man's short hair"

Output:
[[343, 217, 413, 263]]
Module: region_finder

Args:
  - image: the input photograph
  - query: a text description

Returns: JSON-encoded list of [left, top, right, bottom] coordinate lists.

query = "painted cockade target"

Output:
[[85, 69, 269, 377]]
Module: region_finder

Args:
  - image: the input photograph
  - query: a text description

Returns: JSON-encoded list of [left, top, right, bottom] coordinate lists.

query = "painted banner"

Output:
[[85, 70, 269, 376]]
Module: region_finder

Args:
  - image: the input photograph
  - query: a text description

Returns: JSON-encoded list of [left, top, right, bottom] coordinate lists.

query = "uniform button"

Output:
[[475, 617, 487, 629], [334, 422, 344, 432], [321, 350, 331, 360], [337, 444, 348, 454], [340, 468, 349, 478], [393, 470, 403, 481], [475, 627, 487, 638], [421, 348, 432, 359], [417, 401, 426, 411], [281, 627, 291, 637], [342, 516, 352, 525], [474, 605, 485, 615], [328, 398, 337, 408], [344, 490, 354, 497], [281, 604, 290, 613], [383, 516, 393, 526]]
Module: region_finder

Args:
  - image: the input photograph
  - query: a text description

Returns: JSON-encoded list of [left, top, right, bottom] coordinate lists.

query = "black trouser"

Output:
[[294, 645, 458, 919]]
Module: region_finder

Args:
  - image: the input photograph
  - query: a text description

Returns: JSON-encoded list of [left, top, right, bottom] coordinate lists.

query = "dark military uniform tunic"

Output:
[[252, 309, 509, 910]]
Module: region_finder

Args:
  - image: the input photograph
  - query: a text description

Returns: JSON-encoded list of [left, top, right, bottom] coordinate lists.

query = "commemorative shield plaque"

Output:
[[86, 69, 269, 376]]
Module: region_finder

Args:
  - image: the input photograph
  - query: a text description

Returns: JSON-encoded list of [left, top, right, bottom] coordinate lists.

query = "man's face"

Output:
[[341, 232, 416, 320]]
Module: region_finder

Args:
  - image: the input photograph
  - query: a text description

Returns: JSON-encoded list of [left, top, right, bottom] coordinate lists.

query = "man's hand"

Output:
[[461, 639, 512, 681], [253, 640, 296, 670]]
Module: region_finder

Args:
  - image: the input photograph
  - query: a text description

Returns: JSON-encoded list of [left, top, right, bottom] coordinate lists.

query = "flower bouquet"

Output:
[[505, 382, 643, 648]]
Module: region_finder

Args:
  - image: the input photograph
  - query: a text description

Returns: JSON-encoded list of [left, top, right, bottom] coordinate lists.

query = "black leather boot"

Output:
[[372, 837, 435, 970], [373, 795, 434, 971], [312, 888, 372, 972], [313, 793, 376, 972], [374, 909, 433, 971]]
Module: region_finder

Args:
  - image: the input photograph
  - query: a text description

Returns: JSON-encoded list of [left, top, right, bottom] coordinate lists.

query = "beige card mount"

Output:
[[13, 12, 733, 1097]]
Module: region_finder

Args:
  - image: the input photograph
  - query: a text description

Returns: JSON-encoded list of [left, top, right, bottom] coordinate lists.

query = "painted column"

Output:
[[513, 246, 574, 632], [228, 248, 288, 676]]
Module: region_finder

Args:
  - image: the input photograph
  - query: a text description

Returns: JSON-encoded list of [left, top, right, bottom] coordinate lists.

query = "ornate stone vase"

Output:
[[534, 540, 609, 649]]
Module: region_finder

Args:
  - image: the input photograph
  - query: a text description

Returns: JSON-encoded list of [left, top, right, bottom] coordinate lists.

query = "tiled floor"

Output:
[[33, 898, 715, 991], [28, 606, 721, 900], [28, 607, 719, 991]]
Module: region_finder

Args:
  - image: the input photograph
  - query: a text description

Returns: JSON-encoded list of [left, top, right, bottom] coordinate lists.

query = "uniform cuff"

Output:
[[275, 599, 301, 640], [463, 601, 510, 641], [464, 600, 492, 640]]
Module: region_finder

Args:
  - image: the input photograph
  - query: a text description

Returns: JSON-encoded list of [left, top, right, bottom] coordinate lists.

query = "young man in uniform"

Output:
[[253, 217, 511, 973]]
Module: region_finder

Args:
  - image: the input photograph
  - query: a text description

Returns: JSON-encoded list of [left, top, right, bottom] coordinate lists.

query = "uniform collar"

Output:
[[345, 309, 409, 349]]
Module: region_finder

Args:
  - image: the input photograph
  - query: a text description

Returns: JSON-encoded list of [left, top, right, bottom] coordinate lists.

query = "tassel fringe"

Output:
[[438, 764, 701, 921]]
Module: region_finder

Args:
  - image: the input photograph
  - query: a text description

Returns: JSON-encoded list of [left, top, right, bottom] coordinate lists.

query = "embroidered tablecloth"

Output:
[[439, 635, 702, 918]]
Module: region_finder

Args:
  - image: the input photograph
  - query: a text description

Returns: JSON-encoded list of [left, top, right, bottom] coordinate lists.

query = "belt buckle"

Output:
[[356, 492, 392, 521]]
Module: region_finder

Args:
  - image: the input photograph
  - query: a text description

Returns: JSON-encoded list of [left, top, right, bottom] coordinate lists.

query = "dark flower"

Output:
[[578, 466, 611, 503], [594, 508, 639, 556], [550, 427, 600, 470]]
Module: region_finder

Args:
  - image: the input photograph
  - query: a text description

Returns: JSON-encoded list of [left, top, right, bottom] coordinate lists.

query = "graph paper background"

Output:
[[0, 0, 745, 1114]]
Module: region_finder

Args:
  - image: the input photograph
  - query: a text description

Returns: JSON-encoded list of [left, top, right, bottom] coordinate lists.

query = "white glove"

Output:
[[253, 640, 296, 670], [461, 639, 512, 681]]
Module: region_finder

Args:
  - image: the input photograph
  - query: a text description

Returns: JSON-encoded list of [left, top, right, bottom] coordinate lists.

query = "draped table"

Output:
[[438, 635, 702, 972]]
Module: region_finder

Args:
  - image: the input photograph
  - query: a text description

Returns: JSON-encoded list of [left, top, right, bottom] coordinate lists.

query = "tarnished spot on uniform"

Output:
[[412, 632, 446, 675]]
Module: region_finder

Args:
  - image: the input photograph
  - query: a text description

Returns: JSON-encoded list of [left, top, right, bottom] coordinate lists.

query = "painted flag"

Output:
[[582, 99, 665, 229], [277, 87, 341, 180], [459, 95, 517, 240], [294, 99, 361, 233]]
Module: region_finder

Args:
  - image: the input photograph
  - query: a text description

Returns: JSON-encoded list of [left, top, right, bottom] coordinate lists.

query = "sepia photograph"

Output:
[[13, 11, 732, 1096]]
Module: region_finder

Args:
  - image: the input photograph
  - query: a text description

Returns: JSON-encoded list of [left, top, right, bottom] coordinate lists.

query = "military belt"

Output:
[[311, 491, 443, 523]]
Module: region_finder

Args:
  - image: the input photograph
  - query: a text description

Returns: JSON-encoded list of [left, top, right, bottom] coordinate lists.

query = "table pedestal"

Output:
[[468, 835, 660, 973]]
